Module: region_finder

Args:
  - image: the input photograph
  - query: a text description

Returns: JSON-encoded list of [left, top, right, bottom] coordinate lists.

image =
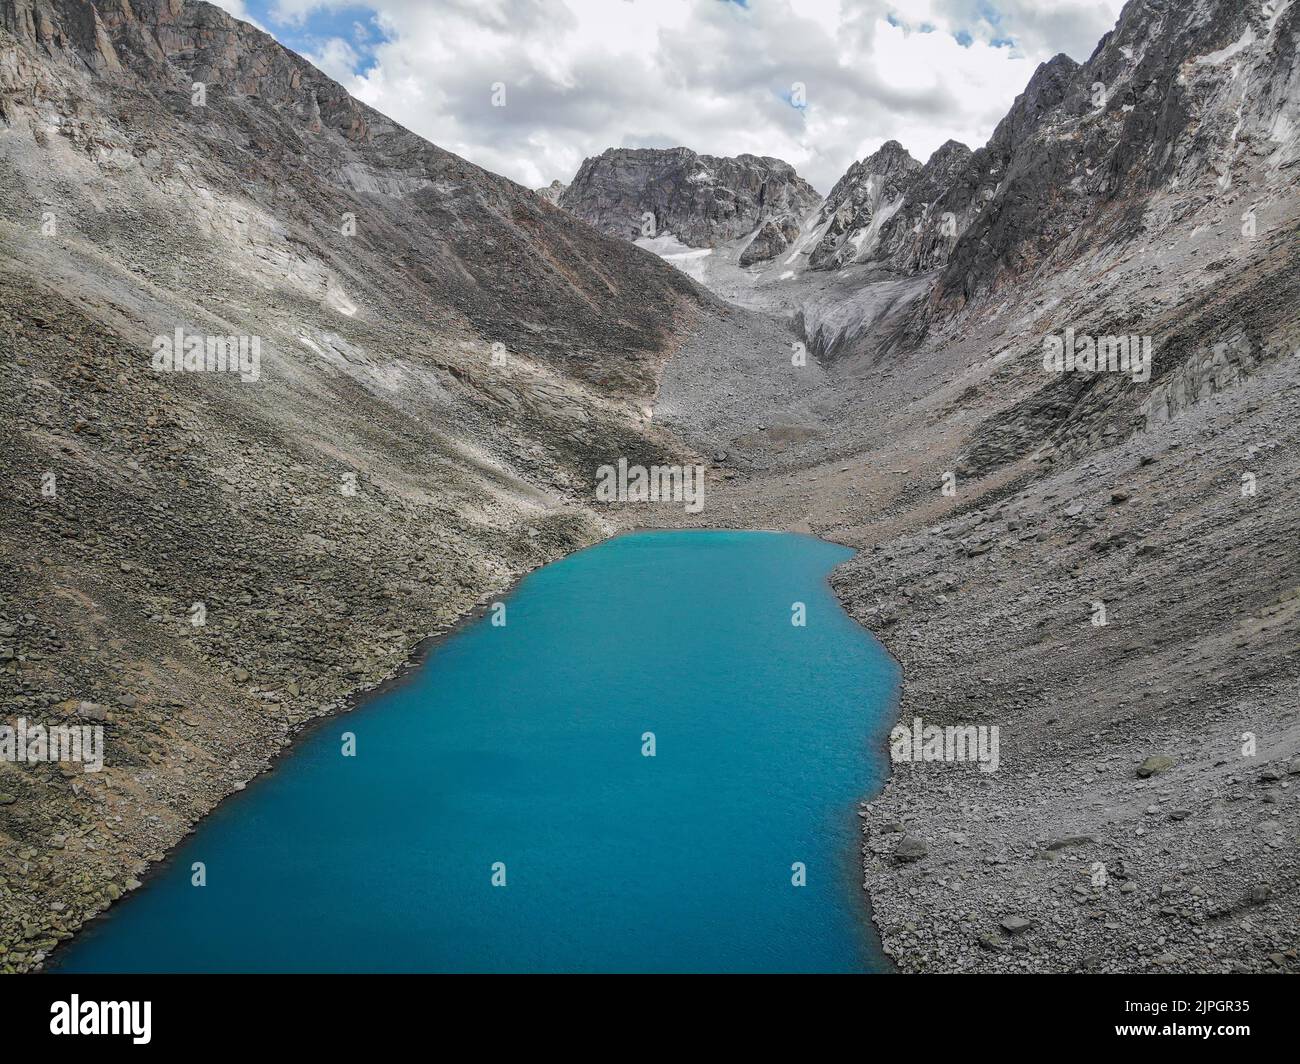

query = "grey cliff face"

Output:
[[935, 0, 1300, 307], [807, 140, 924, 271], [558, 146, 821, 260]]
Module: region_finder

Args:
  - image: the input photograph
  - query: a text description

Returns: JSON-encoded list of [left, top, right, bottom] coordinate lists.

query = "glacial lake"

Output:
[[53, 530, 899, 973]]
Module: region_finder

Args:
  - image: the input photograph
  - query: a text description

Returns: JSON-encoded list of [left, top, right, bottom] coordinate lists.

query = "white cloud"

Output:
[[302, 37, 362, 84], [251, 0, 1130, 193]]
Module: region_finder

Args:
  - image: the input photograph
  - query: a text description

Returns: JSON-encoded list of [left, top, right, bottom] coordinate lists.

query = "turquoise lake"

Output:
[[53, 530, 899, 973]]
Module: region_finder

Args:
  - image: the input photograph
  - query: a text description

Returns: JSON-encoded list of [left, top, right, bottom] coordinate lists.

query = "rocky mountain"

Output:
[[797, 48, 1078, 287], [803, 139, 972, 274], [0, 0, 718, 971], [807, 139, 921, 270], [1, 0, 707, 392], [694, 0, 1293, 343], [559, 146, 821, 264], [933, 1, 1299, 310], [740, 0, 1297, 369], [534, 179, 566, 205], [914, 0, 1300, 466]]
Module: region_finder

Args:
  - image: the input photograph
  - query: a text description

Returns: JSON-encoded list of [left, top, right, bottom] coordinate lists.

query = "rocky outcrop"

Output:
[[558, 146, 821, 250], [869, 139, 975, 274], [738, 215, 802, 266], [935, 0, 1300, 308], [535, 179, 566, 205], [807, 140, 922, 270], [807, 49, 1078, 282]]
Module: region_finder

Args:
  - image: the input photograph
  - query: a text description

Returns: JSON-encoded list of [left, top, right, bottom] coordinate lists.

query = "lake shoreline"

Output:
[[53, 529, 900, 974], [40, 518, 611, 972], [46, 507, 904, 974]]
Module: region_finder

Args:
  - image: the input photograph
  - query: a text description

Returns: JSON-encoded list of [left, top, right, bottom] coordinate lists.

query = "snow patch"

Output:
[[635, 233, 713, 283], [1266, 0, 1293, 32], [1196, 27, 1256, 67], [325, 282, 358, 317], [845, 192, 906, 264], [782, 202, 830, 266]]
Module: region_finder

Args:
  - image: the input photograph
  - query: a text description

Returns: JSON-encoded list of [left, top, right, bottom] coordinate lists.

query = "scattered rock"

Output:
[[75, 702, 108, 721], [893, 835, 929, 862], [1137, 755, 1176, 778]]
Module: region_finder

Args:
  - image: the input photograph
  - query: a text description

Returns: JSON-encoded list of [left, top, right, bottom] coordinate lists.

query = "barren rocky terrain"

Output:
[[658, 190, 1300, 969], [0, 0, 709, 971], [619, 0, 1300, 973]]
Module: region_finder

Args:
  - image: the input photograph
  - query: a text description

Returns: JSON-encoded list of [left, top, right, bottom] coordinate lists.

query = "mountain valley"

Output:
[[2, 0, 1298, 974]]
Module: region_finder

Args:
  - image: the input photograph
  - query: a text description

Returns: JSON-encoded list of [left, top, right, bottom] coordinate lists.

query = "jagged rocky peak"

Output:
[[805, 138, 986, 275], [535, 179, 567, 205], [875, 139, 976, 271], [858, 138, 919, 179], [935, 0, 1300, 308], [803, 0, 1299, 311], [820, 140, 922, 215], [988, 52, 1080, 157], [903, 53, 1080, 291], [920, 138, 974, 180], [558, 146, 821, 261], [808, 140, 920, 270], [804, 47, 1086, 278]]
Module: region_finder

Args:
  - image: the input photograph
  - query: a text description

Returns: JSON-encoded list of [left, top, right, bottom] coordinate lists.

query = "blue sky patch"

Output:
[[241, 2, 387, 76]]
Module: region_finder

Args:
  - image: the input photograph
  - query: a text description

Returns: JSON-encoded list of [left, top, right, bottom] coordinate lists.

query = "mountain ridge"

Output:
[[559, 144, 822, 264]]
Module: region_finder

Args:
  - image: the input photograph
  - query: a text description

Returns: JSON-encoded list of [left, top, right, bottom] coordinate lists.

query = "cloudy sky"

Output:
[[213, 0, 1128, 193]]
